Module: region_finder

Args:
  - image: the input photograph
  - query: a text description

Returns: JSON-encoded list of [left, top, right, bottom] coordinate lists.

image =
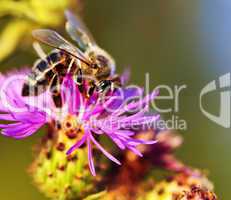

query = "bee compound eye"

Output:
[[97, 55, 108, 67], [91, 63, 98, 69]]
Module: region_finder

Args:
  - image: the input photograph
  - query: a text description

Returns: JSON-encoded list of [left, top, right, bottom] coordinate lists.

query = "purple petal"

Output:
[[62, 75, 82, 114], [120, 68, 130, 85], [107, 134, 126, 150], [127, 146, 143, 157], [114, 131, 132, 139], [66, 135, 87, 155], [83, 99, 104, 120], [114, 130, 135, 137], [114, 105, 149, 122], [12, 126, 41, 139], [0, 122, 22, 129], [126, 138, 157, 146], [105, 87, 143, 113], [90, 134, 121, 165], [120, 115, 160, 127], [2, 123, 42, 139], [87, 137, 96, 176], [115, 89, 159, 116], [11, 111, 46, 124], [0, 114, 15, 121]]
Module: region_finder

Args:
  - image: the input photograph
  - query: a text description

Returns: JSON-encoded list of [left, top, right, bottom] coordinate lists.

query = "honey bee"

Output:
[[22, 10, 121, 108]]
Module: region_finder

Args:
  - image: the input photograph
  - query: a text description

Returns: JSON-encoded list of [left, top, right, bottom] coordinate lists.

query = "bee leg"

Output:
[[67, 58, 75, 74], [97, 80, 112, 93], [50, 74, 63, 108], [87, 81, 96, 97], [33, 42, 46, 59], [110, 75, 122, 91], [97, 76, 122, 94], [22, 83, 39, 97], [74, 68, 84, 93]]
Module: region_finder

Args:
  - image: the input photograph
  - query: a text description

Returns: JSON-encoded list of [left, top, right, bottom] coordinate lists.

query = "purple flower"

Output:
[[0, 69, 160, 175]]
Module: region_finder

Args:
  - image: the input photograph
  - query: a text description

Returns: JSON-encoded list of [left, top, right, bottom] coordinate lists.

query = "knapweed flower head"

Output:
[[0, 69, 160, 175], [140, 172, 217, 200]]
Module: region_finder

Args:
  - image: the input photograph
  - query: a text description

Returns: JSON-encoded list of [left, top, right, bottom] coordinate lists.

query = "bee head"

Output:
[[86, 46, 116, 76]]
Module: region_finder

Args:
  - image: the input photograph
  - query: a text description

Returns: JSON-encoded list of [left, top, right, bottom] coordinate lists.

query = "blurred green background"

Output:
[[0, 0, 230, 199]]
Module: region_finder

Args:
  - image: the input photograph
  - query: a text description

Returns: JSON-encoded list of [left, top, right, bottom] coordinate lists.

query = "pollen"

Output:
[[61, 115, 85, 141]]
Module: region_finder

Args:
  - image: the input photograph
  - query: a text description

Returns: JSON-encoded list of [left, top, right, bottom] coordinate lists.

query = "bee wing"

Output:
[[65, 10, 96, 49], [32, 29, 90, 65]]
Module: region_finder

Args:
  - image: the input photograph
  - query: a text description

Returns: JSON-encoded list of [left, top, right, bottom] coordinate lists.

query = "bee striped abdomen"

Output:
[[21, 50, 74, 109], [36, 60, 48, 72], [21, 51, 63, 97], [48, 51, 69, 75], [47, 51, 64, 65], [50, 74, 63, 108], [22, 71, 49, 97]]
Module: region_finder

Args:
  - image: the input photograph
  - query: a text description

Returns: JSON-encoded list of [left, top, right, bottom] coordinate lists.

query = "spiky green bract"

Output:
[[138, 172, 217, 200], [30, 125, 95, 200], [83, 191, 107, 200]]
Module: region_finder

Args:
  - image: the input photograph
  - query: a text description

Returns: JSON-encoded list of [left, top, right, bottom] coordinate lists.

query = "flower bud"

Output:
[[141, 172, 217, 200], [30, 125, 95, 200]]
